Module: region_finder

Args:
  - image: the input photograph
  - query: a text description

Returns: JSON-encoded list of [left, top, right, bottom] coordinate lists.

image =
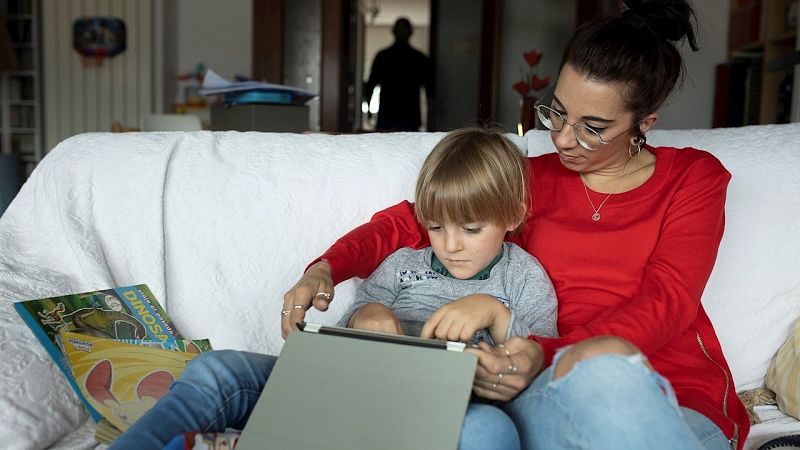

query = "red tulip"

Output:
[[531, 75, 550, 91], [523, 50, 542, 66], [512, 80, 530, 96]]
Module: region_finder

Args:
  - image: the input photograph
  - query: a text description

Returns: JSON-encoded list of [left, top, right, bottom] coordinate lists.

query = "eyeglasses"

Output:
[[534, 103, 639, 151]]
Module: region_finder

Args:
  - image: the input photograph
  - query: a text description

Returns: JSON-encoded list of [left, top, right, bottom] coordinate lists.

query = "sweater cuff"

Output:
[[528, 335, 571, 367], [305, 254, 347, 286]]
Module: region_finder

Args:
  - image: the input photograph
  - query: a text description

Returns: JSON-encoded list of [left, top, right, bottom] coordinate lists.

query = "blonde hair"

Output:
[[414, 127, 529, 232]]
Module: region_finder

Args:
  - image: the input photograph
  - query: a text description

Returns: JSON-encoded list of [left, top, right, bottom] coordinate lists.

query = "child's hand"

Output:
[[420, 294, 510, 343], [348, 303, 405, 335]]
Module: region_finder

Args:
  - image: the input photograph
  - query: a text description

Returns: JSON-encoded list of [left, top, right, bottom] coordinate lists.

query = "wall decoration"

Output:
[[73, 17, 126, 67]]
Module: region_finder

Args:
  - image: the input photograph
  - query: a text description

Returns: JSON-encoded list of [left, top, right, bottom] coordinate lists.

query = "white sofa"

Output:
[[0, 125, 798, 449]]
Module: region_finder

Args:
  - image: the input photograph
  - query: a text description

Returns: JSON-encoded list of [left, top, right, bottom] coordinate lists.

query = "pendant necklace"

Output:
[[583, 183, 612, 221], [581, 156, 637, 222]]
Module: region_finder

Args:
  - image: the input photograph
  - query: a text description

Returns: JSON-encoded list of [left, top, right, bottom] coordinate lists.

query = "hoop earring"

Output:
[[629, 136, 644, 158]]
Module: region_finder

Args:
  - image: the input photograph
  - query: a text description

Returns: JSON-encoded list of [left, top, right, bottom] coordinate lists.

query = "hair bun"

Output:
[[622, 0, 698, 50]]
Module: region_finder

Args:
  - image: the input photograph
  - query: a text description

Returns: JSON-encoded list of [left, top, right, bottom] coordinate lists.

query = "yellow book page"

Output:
[[60, 330, 199, 432]]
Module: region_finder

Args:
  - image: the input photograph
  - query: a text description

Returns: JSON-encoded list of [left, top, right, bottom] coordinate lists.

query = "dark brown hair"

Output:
[[560, 0, 699, 138]]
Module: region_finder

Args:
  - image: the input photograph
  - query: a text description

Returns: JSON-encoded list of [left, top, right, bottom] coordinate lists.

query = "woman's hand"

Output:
[[281, 261, 335, 338], [419, 294, 510, 343], [467, 337, 544, 401], [348, 303, 405, 335]]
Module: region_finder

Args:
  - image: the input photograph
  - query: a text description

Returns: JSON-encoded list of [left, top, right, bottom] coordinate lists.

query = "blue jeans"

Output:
[[110, 349, 729, 450], [501, 350, 732, 450]]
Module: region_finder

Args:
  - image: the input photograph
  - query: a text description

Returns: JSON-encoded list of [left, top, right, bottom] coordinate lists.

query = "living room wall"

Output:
[[496, 0, 730, 132], [656, 0, 730, 129]]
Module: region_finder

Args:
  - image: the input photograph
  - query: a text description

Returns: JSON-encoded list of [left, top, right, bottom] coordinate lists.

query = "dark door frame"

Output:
[[252, 0, 284, 83]]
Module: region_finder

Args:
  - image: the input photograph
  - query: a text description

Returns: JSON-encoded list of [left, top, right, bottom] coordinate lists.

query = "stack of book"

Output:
[[14, 285, 212, 444]]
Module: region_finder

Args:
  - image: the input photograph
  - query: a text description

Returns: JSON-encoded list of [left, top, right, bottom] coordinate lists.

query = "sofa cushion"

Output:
[[766, 316, 800, 420]]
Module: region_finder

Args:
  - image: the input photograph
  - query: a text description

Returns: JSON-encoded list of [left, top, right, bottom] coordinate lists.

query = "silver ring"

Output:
[[292, 304, 305, 309], [498, 373, 504, 381], [314, 292, 331, 300], [280, 309, 291, 317], [506, 354, 517, 374]]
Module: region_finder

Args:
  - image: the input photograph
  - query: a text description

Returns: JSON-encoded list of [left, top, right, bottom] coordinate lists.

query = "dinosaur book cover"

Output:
[[60, 330, 204, 433], [13, 284, 186, 421]]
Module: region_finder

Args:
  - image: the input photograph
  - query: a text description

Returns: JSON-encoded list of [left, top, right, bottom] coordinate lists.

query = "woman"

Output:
[[283, 1, 749, 449]]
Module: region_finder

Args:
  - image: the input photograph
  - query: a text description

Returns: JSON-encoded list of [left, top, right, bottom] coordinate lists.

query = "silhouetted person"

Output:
[[364, 18, 434, 132]]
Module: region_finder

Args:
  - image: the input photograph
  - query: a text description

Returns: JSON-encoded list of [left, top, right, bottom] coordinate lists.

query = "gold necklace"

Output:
[[583, 183, 612, 222], [581, 156, 638, 222]]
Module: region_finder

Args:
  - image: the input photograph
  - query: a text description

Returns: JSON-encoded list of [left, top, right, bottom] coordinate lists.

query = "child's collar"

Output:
[[430, 248, 504, 281]]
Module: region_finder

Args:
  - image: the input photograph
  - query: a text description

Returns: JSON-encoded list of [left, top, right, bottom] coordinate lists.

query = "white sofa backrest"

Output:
[[529, 124, 800, 391]]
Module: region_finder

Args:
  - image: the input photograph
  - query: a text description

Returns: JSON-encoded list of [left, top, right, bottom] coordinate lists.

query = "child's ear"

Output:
[[505, 204, 527, 232]]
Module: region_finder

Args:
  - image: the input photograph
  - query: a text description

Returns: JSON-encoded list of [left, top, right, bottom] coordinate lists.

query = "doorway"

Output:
[[359, 0, 431, 131]]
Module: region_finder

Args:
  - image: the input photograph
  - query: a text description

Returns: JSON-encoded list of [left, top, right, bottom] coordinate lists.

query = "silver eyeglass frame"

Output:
[[534, 102, 641, 151]]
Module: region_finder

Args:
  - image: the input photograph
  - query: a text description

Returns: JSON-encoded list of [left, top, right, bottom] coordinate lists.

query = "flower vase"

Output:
[[519, 96, 537, 135]]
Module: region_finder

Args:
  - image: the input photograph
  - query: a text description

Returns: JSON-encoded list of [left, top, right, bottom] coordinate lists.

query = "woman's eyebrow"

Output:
[[552, 94, 615, 124]]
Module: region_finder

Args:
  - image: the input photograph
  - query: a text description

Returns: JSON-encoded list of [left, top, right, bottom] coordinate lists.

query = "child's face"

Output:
[[425, 220, 514, 280]]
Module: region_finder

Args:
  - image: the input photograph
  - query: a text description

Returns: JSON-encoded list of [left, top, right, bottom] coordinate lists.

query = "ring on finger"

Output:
[[492, 383, 497, 388], [280, 309, 291, 317], [314, 292, 331, 300], [507, 354, 518, 374], [292, 304, 305, 310]]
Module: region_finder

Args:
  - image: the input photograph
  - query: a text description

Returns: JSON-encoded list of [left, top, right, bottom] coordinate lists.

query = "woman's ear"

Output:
[[637, 113, 659, 134]]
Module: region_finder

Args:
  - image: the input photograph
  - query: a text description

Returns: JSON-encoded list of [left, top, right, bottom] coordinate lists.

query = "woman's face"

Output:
[[548, 64, 645, 174]]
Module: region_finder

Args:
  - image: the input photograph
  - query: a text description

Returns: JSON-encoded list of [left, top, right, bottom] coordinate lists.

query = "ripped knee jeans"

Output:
[[502, 346, 731, 450]]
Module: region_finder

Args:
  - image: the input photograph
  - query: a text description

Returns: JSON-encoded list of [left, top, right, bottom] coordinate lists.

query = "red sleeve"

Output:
[[531, 157, 731, 364], [309, 201, 431, 284]]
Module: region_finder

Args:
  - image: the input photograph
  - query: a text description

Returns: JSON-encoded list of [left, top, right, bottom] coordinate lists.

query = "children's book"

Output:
[[60, 330, 204, 433], [13, 284, 188, 421]]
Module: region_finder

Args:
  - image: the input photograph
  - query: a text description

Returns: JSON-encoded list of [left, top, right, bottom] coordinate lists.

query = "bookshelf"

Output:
[[0, 0, 42, 186], [720, 0, 799, 126]]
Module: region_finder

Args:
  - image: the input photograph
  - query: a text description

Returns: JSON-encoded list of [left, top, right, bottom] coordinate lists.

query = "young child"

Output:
[[339, 127, 557, 345]]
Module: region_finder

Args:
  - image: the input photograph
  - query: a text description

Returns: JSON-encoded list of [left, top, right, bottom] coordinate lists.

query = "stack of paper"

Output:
[[199, 69, 317, 106]]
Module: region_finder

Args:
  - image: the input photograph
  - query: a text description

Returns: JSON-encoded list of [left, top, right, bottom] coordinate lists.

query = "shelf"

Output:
[[769, 30, 798, 45], [730, 49, 765, 59], [717, 0, 799, 126], [16, 154, 38, 162], [731, 41, 765, 55], [1, 0, 45, 187]]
